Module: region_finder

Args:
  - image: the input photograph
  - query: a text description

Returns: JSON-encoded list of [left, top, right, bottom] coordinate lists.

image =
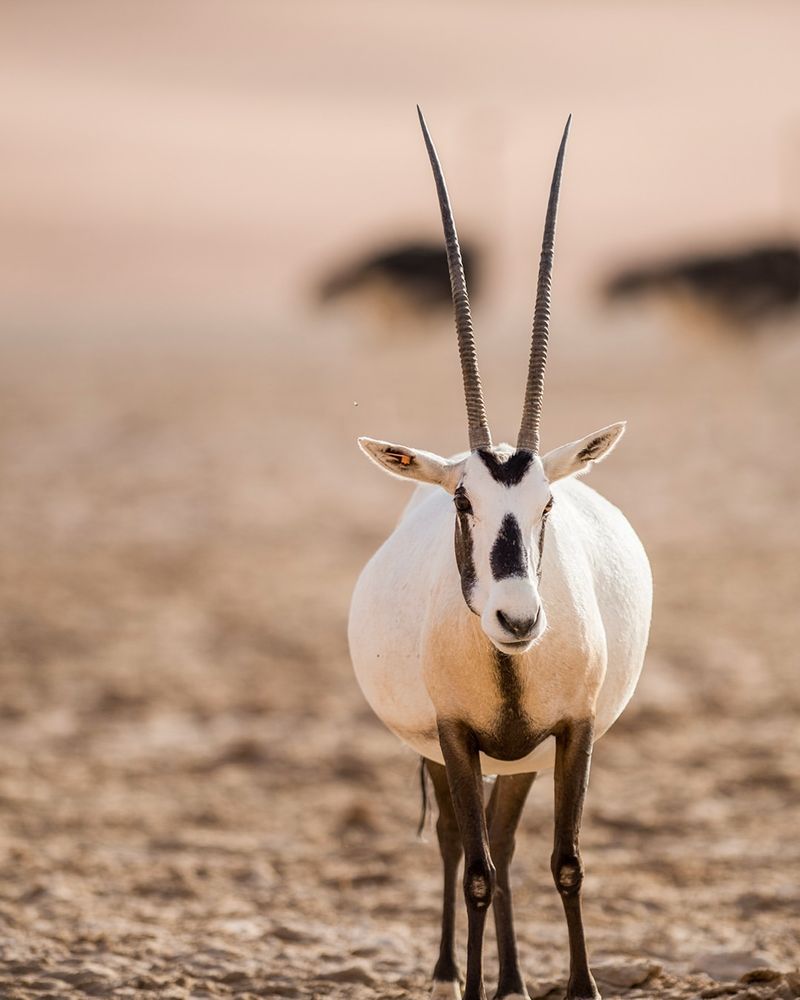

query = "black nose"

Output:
[[496, 609, 538, 639]]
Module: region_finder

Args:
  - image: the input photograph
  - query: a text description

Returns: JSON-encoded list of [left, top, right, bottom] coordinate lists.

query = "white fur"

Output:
[[349, 434, 652, 776]]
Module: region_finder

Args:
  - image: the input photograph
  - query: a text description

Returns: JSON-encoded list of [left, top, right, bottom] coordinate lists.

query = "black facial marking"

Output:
[[453, 510, 477, 611], [477, 449, 533, 487], [537, 520, 546, 578], [536, 496, 553, 579], [490, 513, 528, 581]]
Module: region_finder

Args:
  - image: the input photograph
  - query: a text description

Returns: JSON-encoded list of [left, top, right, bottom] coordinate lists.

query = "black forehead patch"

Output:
[[477, 449, 533, 487], [490, 513, 528, 581]]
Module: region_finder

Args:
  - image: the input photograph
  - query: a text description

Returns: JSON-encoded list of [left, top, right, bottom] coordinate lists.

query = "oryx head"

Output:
[[359, 109, 625, 655]]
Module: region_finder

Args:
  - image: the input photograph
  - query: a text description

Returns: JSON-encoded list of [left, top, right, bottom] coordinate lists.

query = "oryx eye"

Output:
[[542, 497, 554, 518], [454, 492, 472, 515]]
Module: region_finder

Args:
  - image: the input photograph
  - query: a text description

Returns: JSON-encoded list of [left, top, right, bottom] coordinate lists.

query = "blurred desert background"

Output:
[[1, 2, 799, 999]]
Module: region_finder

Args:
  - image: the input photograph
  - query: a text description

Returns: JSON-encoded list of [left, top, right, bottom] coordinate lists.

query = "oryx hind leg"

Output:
[[427, 758, 463, 998], [487, 771, 537, 1000]]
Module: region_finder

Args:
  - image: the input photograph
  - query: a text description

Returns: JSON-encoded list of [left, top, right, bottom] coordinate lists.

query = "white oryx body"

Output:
[[348, 109, 653, 1000], [350, 449, 651, 776]]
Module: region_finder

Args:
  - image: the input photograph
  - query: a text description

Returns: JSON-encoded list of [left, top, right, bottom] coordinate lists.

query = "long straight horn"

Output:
[[517, 115, 572, 453], [417, 106, 492, 451]]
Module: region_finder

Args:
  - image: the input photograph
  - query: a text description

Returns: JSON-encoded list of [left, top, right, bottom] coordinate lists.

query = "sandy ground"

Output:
[[0, 302, 798, 999]]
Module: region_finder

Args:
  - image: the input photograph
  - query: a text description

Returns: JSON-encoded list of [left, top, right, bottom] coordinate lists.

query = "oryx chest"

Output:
[[421, 636, 602, 763], [350, 572, 606, 774], [360, 641, 595, 776], [472, 652, 554, 760]]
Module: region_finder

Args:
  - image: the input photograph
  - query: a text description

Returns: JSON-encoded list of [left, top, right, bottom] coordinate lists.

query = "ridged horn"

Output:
[[417, 106, 492, 451], [517, 115, 572, 453]]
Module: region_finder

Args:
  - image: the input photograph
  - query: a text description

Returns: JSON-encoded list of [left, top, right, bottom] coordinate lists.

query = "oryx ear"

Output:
[[541, 422, 626, 483], [357, 437, 464, 492]]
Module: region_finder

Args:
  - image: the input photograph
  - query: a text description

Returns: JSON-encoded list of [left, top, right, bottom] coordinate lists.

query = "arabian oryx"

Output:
[[349, 110, 652, 1000]]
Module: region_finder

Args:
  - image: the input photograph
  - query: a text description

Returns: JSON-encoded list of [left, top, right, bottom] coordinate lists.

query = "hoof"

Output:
[[431, 980, 461, 999], [567, 988, 601, 1000], [567, 977, 601, 1000]]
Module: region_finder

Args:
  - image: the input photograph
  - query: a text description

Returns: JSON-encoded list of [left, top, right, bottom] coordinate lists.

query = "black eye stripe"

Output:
[[454, 512, 478, 610], [537, 498, 553, 578]]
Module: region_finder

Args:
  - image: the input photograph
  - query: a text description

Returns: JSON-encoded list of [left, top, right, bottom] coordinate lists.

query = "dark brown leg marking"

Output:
[[487, 772, 537, 999], [438, 720, 495, 1000], [427, 759, 464, 989], [552, 719, 600, 1000]]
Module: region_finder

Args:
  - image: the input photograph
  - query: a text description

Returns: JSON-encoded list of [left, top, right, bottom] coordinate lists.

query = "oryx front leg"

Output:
[[427, 759, 464, 998], [552, 720, 600, 1000], [438, 720, 495, 1000]]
